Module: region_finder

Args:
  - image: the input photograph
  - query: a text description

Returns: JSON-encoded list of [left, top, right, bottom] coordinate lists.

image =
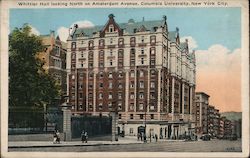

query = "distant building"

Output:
[[195, 92, 209, 134], [66, 14, 196, 139], [38, 31, 67, 98]]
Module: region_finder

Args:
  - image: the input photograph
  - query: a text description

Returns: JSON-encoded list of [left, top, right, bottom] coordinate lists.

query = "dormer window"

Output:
[[109, 25, 114, 32]]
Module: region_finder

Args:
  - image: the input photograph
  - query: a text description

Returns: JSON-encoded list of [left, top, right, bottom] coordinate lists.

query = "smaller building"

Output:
[[38, 31, 67, 99], [195, 92, 209, 135]]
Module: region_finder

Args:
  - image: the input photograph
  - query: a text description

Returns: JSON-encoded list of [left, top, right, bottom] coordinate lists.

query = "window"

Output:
[[139, 81, 144, 88], [150, 93, 155, 99], [130, 92, 135, 99], [79, 93, 83, 99], [130, 81, 134, 88], [89, 93, 93, 99], [140, 114, 144, 119], [79, 84, 83, 89], [80, 61, 84, 67], [139, 103, 144, 110], [141, 48, 144, 54], [150, 36, 156, 43], [150, 114, 154, 119], [99, 82, 103, 88], [118, 83, 122, 88], [140, 70, 144, 77], [99, 72, 104, 78], [118, 50, 123, 57], [118, 102, 122, 110], [108, 93, 112, 99], [130, 37, 135, 45], [130, 114, 134, 119], [118, 72, 123, 78], [150, 106, 155, 110], [71, 42, 76, 49], [118, 38, 124, 46], [99, 62, 104, 68], [118, 92, 122, 99], [110, 38, 113, 44], [79, 104, 83, 110], [130, 48, 135, 56], [99, 93, 103, 99], [72, 105, 75, 109], [110, 60, 113, 66], [141, 36, 144, 43], [119, 114, 122, 119], [109, 25, 114, 32], [108, 102, 112, 108], [150, 82, 155, 88], [98, 103, 103, 110], [150, 48, 155, 55], [130, 71, 135, 77], [109, 82, 113, 88], [151, 70, 155, 76], [139, 92, 144, 99], [99, 39, 104, 46], [130, 103, 134, 110], [151, 60, 155, 65], [89, 73, 93, 78], [108, 72, 113, 78], [88, 40, 94, 47], [55, 46, 60, 56], [72, 75, 75, 79], [71, 53, 76, 59], [141, 58, 144, 65], [89, 83, 93, 89], [129, 128, 133, 134]]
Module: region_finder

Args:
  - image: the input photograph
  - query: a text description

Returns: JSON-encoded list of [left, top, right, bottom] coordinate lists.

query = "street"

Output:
[[9, 139, 241, 152]]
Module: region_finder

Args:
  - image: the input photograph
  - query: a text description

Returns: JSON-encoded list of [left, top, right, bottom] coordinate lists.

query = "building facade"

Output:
[[66, 14, 196, 139], [38, 31, 67, 98], [195, 92, 209, 135]]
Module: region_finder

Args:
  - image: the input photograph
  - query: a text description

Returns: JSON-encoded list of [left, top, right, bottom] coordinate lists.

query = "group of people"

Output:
[[52, 129, 88, 144], [137, 132, 158, 143], [81, 130, 88, 143]]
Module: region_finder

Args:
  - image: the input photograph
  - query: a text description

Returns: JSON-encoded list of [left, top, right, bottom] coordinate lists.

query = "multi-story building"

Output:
[[195, 92, 209, 135], [207, 105, 215, 137], [38, 31, 67, 98], [66, 14, 196, 139], [213, 108, 220, 138]]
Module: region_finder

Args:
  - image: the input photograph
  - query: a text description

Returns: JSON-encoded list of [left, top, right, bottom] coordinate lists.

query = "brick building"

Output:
[[66, 14, 196, 139], [195, 92, 209, 135], [38, 31, 67, 97]]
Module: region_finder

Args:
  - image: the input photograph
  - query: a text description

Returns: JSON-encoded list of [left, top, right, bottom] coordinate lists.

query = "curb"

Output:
[[8, 142, 144, 148]]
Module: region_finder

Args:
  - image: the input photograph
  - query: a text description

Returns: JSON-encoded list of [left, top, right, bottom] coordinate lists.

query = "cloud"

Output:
[[57, 20, 94, 42], [180, 36, 198, 50], [28, 25, 40, 35], [195, 44, 241, 112]]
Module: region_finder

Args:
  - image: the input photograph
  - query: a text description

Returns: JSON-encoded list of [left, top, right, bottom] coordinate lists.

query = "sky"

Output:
[[10, 8, 242, 112]]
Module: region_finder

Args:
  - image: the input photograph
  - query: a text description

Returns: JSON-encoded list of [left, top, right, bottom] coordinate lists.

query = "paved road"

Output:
[[9, 139, 241, 152]]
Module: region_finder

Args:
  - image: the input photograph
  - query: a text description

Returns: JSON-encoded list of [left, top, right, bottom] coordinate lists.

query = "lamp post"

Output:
[[144, 103, 147, 142]]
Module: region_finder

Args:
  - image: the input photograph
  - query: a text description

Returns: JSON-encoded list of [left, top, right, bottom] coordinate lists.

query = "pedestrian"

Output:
[[81, 130, 85, 143], [137, 133, 140, 141], [143, 133, 147, 143], [155, 134, 158, 142], [53, 130, 57, 144], [84, 131, 88, 143], [149, 133, 152, 142], [140, 132, 143, 141], [56, 130, 60, 144]]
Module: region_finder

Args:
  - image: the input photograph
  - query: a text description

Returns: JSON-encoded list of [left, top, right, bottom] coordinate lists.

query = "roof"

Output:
[[72, 19, 166, 38], [168, 31, 177, 42], [195, 92, 210, 98]]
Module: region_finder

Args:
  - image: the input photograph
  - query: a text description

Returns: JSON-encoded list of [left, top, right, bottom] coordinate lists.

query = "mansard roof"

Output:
[[72, 18, 166, 38]]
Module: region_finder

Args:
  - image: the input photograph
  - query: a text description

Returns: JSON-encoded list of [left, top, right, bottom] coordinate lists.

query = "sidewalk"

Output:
[[8, 137, 185, 148]]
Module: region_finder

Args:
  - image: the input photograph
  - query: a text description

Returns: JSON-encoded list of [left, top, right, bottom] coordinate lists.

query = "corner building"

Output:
[[67, 14, 196, 139]]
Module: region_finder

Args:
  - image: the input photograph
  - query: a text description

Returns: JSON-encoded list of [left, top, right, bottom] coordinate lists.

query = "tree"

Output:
[[9, 24, 59, 129]]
